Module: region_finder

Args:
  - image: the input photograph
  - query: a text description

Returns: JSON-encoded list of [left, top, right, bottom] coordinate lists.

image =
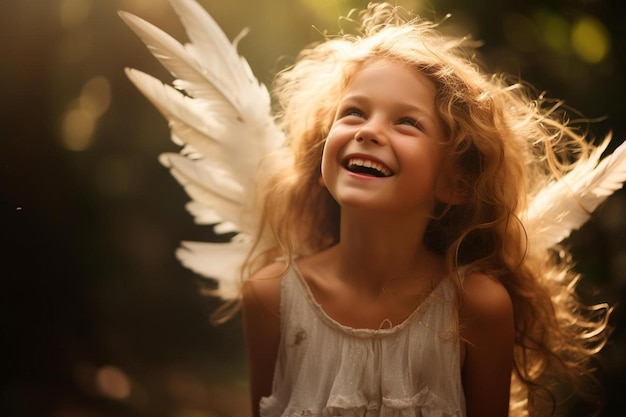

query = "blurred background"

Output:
[[1, 0, 625, 416]]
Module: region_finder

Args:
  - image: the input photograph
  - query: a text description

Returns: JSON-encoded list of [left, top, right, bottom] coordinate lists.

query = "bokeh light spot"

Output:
[[62, 106, 96, 151], [571, 16, 610, 63], [95, 365, 131, 400], [60, 77, 111, 151], [80, 76, 112, 118], [535, 10, 570, 52]]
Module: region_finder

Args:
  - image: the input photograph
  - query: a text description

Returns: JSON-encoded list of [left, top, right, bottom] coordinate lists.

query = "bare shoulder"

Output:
[[459, 272, 515, 353], [461, 272, 513, 325], [241, 261, 287, 321]]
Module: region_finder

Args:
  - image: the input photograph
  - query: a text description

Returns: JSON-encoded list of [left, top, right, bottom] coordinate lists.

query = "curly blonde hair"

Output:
[[240, 3, 611, 416]]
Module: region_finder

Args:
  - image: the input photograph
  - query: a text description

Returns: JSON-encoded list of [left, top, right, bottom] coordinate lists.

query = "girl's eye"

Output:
[[398, 117, 423, 130], [342, 107, 365, 118]]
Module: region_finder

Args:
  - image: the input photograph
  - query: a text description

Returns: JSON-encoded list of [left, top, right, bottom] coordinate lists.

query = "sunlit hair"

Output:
[[238, 3, 611, 416]]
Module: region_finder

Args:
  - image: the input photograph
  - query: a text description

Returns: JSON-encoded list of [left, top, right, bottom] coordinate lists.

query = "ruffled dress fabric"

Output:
[[260, 264, 465, 417]]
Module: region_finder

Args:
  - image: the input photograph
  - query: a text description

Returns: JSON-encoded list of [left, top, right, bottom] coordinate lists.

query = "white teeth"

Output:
[[347, 158, 392, 177]]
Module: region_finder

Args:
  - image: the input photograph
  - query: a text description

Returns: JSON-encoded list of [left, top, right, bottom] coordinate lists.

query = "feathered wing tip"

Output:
[[176, 240, 251, 300], [525, 138, 626, 253], [120, 0, 285, 299]]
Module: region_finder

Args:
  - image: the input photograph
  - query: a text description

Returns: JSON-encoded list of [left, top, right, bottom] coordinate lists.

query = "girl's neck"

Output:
[[333, 209, 440, 293]]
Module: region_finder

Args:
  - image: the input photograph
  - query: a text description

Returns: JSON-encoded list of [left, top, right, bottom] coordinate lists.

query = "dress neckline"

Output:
[[289, 261, 450, 338]]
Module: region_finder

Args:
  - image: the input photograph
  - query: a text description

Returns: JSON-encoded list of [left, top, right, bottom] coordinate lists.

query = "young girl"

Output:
[[239, 4, 612, 417], [121, 0, 621, 415]]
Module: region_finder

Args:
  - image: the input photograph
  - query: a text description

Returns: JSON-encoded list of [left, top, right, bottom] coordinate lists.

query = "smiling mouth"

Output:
[[345, 158, 393, 177]]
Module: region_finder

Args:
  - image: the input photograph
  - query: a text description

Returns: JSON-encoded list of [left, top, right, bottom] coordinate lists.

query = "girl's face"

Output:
[[321, 59, 452, 217]]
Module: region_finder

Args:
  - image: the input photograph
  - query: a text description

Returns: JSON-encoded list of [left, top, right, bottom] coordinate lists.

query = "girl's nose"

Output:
[[355, 119, 386, 145]]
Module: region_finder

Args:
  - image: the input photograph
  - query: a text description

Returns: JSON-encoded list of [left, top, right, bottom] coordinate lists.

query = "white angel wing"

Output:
[[120, 0, 284, 298], [525, 139, 626, 252]]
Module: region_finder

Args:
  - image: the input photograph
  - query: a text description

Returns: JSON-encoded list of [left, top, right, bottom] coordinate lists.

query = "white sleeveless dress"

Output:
[[259, 263, 466, 417]]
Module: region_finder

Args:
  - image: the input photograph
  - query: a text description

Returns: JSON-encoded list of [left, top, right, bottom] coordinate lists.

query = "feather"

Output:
[[167, 0, 256, 103], [121, 0, 284, 298], [118, 11, 233, 106], [176, 240, 252, 300], [525, 139, 626, 251]]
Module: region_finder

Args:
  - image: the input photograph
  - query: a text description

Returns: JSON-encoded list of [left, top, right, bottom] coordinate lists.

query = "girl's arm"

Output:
[[241, 262, 283, 417], [460, 273, 515, 417]]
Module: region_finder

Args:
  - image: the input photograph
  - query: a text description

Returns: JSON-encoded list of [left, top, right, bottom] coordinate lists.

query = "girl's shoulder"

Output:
[[242, 261, 288, 322], [458, 272, 515, 360], [241, 250, 331, 319], [460, 273, 513, 322]]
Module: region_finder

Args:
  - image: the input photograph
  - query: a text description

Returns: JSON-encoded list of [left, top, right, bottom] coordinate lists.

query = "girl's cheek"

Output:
[[326, 123, 353, 143]]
